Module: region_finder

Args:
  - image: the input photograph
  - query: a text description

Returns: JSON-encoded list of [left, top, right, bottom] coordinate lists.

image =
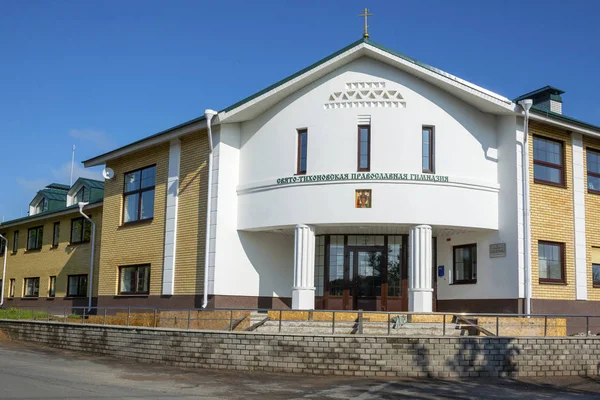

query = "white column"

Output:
[[408, 225, 433, 312], [572, 132, 588, 300], [292, 224, 315, 310], [162, 139, 181, 295]]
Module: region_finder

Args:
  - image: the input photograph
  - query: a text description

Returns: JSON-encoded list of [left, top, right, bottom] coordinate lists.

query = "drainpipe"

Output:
[[519, 99, 533, 315], [78, 202, 96, 312], [0, 234, 7, 307], [202, 109, 218, 308]]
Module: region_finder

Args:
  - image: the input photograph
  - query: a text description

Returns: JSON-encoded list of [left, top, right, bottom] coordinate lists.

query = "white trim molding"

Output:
[[162, 139, 181, 296]]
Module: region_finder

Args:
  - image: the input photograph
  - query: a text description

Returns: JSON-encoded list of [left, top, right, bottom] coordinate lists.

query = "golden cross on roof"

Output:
[[359, 7, 373, 39]]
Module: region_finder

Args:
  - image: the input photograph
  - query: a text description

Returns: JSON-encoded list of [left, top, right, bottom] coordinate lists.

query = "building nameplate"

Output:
[[276, 172, 450, 185], [489, 243, 506, 258]]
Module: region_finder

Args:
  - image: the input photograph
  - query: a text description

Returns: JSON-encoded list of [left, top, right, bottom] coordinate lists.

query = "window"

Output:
[[587, 149, 600, 194], [123, 165, 156, 223], [593, 264, 600, 288], [453, 244, 477, 284], [533, 136, 564, 186], [12, 231, 18, 253], [23, 277, 40, 297], [119, 265, 150, 295], [52, 222, 60, 248], [538, 241, 565, 284], [9, 279, 15, 298], [27, 226, 43, 250], [0, 233, 6, 256], [35, 197, 48, 214], [73, 186, 89, 204], [67, 275, 87, 297], [422, 126, 435, 173], [70, 217, 91, 244], [357, 125, 370, 171], [297, 129, 308, 175], [49, 276, 56, 298]]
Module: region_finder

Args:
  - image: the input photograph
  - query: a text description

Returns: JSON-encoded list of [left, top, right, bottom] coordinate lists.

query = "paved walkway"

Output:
[[0, 339, 599, 399]]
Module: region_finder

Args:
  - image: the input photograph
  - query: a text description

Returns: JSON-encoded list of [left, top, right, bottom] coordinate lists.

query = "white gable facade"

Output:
[[206, 40, 528, 312]]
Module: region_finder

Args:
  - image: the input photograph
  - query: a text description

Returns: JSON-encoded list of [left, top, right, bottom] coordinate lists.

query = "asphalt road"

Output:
[[0, 339, 599, 399]]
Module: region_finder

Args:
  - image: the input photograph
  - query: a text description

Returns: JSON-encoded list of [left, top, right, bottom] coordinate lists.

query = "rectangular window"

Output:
[[422, 126, 435, 173], [27, 226, 43, 250], [9, 279, 15, 298], [35, 197, 48, 214], [297, 129, 308, 175], [52, 222, 60, 248], [67, 274, 88, 297], [587, 148, 600, 194], [49, 276, 56, 298], [357, 125, 370, 171], [453, 244, 477, 284], [0, 233, 5, 256], [533, 136, 564, 186], [119, 265, 150, 295], [538, 241, 565, 284], [73, 186, 89, 204], [123, 165, 156, 223], [12, 231, 18, 253], [23, 277, 40, 297], [593, 264, 600, 288], [70, 217, 91, 244]]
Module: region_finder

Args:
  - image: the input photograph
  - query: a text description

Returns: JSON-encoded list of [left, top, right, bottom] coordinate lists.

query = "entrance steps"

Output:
[[247, 312, 462, 336]]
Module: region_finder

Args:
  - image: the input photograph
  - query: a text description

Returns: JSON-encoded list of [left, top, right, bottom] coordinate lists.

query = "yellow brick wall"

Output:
[[98, 142, 169, 296], [583, 136, 600, 301], [174, 131, 209, 294], [0, 207, 102, 299], [529, 121, 575, 300], [97, 130, 209, 297]]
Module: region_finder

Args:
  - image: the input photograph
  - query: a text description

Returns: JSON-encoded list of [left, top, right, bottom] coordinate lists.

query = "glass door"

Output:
[[346, 247, 384, 311]]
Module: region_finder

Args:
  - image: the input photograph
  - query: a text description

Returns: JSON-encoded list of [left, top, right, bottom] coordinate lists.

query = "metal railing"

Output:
[[0, 306, 598, 337]]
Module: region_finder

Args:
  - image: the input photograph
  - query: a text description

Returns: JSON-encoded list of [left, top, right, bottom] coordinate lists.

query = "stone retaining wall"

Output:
[[1, 320, 598, 378]]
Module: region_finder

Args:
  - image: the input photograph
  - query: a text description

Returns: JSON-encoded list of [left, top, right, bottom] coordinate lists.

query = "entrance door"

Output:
[[345, 246, 384, 311]]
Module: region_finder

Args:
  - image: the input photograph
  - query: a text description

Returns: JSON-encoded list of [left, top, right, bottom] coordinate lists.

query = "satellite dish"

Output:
[[102, 167, 115, 180]]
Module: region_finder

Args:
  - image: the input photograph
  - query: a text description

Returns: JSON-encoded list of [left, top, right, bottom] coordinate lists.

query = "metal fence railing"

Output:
[[0, 306, 598, 337]]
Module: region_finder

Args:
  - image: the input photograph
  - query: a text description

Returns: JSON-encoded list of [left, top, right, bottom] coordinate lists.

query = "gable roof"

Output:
[[83, 37, 516, 167], [0, 199, 103, 229]]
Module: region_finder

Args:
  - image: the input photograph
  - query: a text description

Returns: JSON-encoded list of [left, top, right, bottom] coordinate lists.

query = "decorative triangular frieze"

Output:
[[324, 81, 406, 109]]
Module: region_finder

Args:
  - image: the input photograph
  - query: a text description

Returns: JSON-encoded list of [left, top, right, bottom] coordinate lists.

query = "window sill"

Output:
[[114, 294, 149, 298], [22, 297, 39, 300], [68, 241, 90, 246], [593, 283, 600, 288], [588, 189, 600, 195], [451, 280, 477, 285], [46, 297, 55, 300], [10, 252, 17, 256], [119, 218, 153, 229], [25, 249, 42, 253], [64, 296, 87, 299], [50, 246, 58, 250], [539, 280, 566, 285], [534, 179, 567, 189]]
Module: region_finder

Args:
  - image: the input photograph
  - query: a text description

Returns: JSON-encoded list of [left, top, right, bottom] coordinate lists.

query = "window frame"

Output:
[[23, 277, 40, 298], [533, 135, 565, 187], [118, 264, 150, 295], [357, 125, 371, 172], [36, 197, 48, 214], [49, 276, 56, 298], [9, 278, 15, 298], [12, 231, 18, 254], [67, 274, 88, 298], [538, 240, 566, 284], [586, 147, 600, 195], [70, 216, 91, 244], [0, 233, 6, 256], [122, 165, 156, 224], [422, 126, 435, 174], [52, 222, 60, 248], [26, 226, 43, 251], [296, 128, 308, 175], [593, 264, 600, 288], [452, 243, 477, 285]]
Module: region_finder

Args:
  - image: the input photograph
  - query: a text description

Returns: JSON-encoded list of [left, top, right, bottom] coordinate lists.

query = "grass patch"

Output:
[[0, 308, 51, 320]]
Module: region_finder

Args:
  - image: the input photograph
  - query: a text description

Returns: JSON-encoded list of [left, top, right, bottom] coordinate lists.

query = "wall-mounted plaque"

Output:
[[355, 189, 371, 208]]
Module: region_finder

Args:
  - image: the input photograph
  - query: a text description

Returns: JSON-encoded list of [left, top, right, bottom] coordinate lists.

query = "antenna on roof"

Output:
[[70, 145, 76, 186]]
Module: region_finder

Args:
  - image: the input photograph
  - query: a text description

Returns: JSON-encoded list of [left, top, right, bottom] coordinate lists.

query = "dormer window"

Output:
[[35, 198, 48, 214], [74, 186, 89, 204]]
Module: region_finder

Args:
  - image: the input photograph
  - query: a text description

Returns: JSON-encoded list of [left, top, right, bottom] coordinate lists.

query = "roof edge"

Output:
[[0, 199, 103, 229]]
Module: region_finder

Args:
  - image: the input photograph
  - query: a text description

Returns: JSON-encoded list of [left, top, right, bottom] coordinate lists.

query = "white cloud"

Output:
[[51, 162, 104, 183], [69, 129, 115, 151], [16, 178, 48, 193]]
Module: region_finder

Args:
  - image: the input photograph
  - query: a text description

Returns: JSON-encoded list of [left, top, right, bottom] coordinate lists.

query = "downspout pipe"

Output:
[[202, 109, 218, 308], [519, 99, 533, 315], [78, 202, 96, 312], [0, 234, 7, 307]]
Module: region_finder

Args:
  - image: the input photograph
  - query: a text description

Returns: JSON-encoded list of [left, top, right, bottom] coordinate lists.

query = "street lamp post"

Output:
[[78, 202, 96, 311]]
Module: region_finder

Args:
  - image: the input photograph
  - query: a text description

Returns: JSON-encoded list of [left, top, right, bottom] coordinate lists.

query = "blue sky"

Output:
[[1, 0, 599, 220]]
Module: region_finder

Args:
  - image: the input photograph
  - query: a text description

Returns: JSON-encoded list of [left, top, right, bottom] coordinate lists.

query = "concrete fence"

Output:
[[1, 320, 599, 378]]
